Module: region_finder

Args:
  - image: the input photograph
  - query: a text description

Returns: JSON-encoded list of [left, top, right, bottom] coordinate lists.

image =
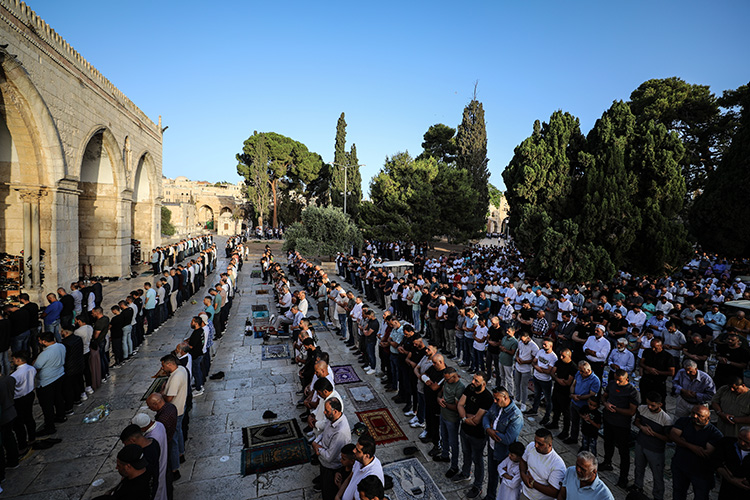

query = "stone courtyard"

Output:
[[0, 238, 700, 500]]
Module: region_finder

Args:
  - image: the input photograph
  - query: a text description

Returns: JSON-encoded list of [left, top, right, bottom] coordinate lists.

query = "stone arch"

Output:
[[132, 152, 157, 253], [218, 206, 235, 235], [77, 127, 127, 278], [0, 56, 65, 292], [198, 204, 215, 229]]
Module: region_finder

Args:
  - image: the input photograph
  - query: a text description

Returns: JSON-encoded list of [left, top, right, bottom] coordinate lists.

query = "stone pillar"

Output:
[[22, 202, 32, 289], [17, 189, 45, 292]]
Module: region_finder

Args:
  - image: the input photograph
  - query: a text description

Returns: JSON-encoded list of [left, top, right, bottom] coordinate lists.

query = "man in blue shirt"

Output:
[[34, 331, 66, 435], [41, 294, 63, 341], [559, 451, 614, 500], [564, 361, 601, 446]]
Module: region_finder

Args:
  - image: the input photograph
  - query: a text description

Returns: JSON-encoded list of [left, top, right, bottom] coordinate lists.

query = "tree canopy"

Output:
[[236, 131, 323, 227], [283, 205, 363, 257], [456, 97, 490, 238]]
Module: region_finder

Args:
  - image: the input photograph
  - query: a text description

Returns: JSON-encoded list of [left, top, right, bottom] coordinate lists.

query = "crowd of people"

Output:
[[277, 241, 750, 500], [0, 233, 251, 499]]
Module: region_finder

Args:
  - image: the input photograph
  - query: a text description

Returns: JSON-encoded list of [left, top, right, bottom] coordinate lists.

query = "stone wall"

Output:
[[0, 0, 163, 299]]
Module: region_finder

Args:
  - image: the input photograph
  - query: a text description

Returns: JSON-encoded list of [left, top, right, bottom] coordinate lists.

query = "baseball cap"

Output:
[[117, 444, 148, 469]]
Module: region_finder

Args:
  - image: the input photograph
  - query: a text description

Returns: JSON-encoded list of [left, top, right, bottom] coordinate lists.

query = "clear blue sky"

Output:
[[27, 0, 750, 194]]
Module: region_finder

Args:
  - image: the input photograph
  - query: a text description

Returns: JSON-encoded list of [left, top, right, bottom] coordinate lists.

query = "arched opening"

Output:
[[218, 206, 234, 235], [78, 129, 124, 278], [0, 65, 46, 292], [199, 205, 214, 229], [132, 153, 154, 254]]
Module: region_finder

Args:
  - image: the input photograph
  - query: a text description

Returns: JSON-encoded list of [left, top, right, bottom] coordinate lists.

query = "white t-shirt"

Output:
[[514, 339, 539, 374], [341, 457, 385, 500], [533, 350, 558, 382], [521, 442, 566, 500], [473, 325, 488, 352]]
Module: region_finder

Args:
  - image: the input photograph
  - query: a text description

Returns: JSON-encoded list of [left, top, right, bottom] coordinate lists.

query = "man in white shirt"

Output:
[[312, 397, 350, 500], [519, 429, 566, 500], [582, 325, 611, 381], [10, 351, 37, 451], [339, 433, 384, 500], [625, 306, 647, 333], [526, 338, 558, 425], [514, 332, 540, 412]]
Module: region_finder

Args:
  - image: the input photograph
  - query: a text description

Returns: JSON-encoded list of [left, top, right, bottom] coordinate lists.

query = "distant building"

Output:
[[162, 176, 247, 236], [487, 195, 510, 235]]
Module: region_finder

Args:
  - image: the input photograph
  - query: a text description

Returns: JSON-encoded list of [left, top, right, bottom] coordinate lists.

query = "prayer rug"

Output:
[[332, 364, 361, 385], [261, 344, 291, 360], [240, 438, 311, 476], [256, 289, 269, 295], [309, 319, 329, 332], [242, 419, 304, 448], [345, 383, 385, 412], [141, 376, 169, 401], [383, 458, 447, 500], [356, 408, 407, 445], [251, 270, 262, 278], [251, 304, 268, 312]]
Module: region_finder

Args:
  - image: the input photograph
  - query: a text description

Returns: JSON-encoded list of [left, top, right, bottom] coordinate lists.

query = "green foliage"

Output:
[[691, 82, 750, 256], [503, 100, 691, 281], [236, 131, 323, 227], [417, 123, 457, 163], [629, 77, 730, 200], [161, 206, 176, 236], [456, 98, 490, 238], [243, 138, 270, 227], [488, 183, 503, 208], [359, 153, 476, 242], [282, 205, 363, 257], [330, 113, 362, 218]]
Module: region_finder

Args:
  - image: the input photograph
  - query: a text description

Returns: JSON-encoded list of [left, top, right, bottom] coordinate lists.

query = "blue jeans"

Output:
[[170, 414, 184, 471], [192, 355, 204, 390], [412, 309, 421, 332], [460, 430, 486, 488], [11, 331, 30, 353], [389, 355, 400, 390], [531, 377, 553, 417], [462, 337, 473, 365], [440, 418, 460, 470], [0, 350, 11, 380], [486, 449, 505, 500], [338, 313, 348, 339], [365, 341, 377, 370], [472, 348, 486, 372], [46, 321, 61, 342], [122, 326, 133, 358]]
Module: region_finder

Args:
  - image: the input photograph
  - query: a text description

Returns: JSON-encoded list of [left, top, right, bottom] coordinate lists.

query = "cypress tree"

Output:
[[331, 112, 347, 210], [456, 96, 489, 237], [346, 143, 362, 218]]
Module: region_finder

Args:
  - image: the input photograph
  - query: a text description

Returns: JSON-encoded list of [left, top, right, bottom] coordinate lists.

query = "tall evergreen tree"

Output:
[[691, 82, 750, 255], [346, 143, 362, 218], [331, 112, 348, 210], [456, 94, 490, 237], [417, 123, 457, 163]]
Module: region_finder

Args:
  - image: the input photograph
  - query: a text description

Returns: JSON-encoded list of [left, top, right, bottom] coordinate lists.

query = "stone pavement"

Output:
[[1, 243, 709, 499]]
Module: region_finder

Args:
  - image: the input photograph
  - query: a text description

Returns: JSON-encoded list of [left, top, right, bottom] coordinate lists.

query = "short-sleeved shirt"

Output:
[[711, 385, 750, 437], [522, 441, 566, 500], [641, 349, 674, 384], [499, 335, 518, 367], [440, 380, 466, 423], [487, 326, 503, 354], [635, 405, 673, 452], [561, 466, 614, 500], [164, 366, 189, 415], [460, 386, 493, 439], [553, 360, 576, 391], [572, 372, 601, 408], [602, 381, 639, 428], [533, 349, 558, 382], [144, 288, 157, 310], [671, 417, 723, 476]]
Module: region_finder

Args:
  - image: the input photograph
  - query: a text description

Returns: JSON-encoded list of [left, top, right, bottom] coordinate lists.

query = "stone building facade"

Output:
[[1, 0, 163, 300], [162, 176, 246, 236], [487, 195, 510, 235]]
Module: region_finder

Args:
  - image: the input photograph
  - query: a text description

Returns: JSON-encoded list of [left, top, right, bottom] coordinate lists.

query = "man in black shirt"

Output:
[[639, 338, 675, 404], [120, 425, 161, 500], [600, 369, 639, 488], [682, 332, 710, 372], [186, 317, 206, 395], [93, 444, 155, 500], [363, 310, 379, 374], [486, 317, 503, 385], [109, 306, 127, 366], [57, 288, 75, 330], [91, 307, 110, 381], [545, 348, 576, 438], [714, 334, 750, 389], [454, 371, 493, 498]]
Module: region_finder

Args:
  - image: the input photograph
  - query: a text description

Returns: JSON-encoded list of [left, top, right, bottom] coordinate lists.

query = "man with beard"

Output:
[[558, 451, 614, 500], [453, 372, 494, 499], [670, 405, 723, 500], [599, 369, 638, 488], [311, 398, 350, 500], [714, 426, 750, 499], [633, 392, 673, 500], [639, 338, 675, 404], [482, 386, 523, 500]]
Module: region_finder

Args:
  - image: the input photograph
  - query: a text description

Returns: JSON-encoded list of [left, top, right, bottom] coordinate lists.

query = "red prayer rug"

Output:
[[356, 408, 408, 445]]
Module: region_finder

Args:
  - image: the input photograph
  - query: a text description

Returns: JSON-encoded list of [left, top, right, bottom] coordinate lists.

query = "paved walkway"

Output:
[[2, 242, 707, 499]]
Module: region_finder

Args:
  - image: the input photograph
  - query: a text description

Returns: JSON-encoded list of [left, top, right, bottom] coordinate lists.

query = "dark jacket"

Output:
[[61, 334, 85, 375], [0, 375, 18, 425]]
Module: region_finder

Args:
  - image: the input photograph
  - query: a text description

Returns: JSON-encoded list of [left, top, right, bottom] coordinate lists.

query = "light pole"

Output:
[[330, 161, 364, 214]]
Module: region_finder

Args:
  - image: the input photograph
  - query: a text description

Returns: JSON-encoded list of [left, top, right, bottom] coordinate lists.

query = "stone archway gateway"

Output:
[[199, 204, 215, 229], [1, 2, 163, 299]]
